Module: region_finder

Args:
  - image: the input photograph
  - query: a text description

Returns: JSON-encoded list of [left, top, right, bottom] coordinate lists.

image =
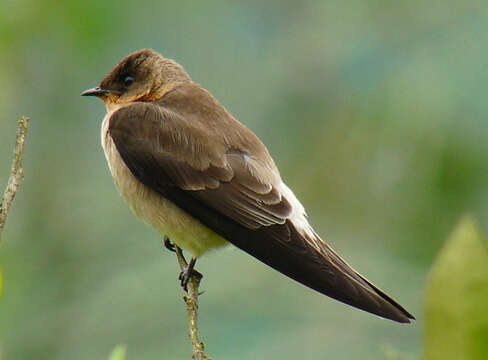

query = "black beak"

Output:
[[81, 87, 111, 97]]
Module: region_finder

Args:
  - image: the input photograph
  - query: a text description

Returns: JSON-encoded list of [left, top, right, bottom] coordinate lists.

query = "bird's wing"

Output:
[[108, 101, 292, 230], [108, 100, 414, 323]]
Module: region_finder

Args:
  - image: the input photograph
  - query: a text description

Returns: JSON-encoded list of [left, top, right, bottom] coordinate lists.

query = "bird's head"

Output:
[[82, 49, 190, 110]]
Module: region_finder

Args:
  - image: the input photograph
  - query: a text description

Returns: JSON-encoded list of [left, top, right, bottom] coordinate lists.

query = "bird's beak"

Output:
[[81, 87, 112, 97]]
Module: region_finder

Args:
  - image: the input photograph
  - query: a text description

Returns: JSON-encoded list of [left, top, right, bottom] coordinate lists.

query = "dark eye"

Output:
[[123, 75, 134, 88]]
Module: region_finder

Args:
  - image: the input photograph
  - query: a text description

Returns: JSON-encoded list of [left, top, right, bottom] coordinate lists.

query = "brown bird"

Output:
[[82, 49, 414, 323]]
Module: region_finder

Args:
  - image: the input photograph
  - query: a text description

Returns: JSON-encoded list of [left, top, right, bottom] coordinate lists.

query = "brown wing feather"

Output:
[[108, 101, 292, 229], [107, 84, 414, 323]]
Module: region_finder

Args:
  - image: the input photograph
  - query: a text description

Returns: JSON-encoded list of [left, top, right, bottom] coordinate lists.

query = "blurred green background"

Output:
[[1, 1, 487, 359]]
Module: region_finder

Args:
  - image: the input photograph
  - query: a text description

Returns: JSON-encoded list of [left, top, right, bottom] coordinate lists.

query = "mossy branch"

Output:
[[170, 241, 211, 360], [0, 116, 30, 242]]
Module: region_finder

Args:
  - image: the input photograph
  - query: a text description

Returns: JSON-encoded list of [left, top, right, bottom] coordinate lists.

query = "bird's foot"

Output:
[[163, 236, 176, 252], [179, 257, 202, 292]]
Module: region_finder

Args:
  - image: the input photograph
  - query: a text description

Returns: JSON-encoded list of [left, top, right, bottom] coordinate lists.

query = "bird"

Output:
[[82, 48, 414, 323]]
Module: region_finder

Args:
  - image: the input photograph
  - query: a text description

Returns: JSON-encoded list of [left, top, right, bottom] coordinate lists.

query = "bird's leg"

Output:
[[179, 256, 202, 292], [163, 235, 176, 252], [164, 236, 203, 292]]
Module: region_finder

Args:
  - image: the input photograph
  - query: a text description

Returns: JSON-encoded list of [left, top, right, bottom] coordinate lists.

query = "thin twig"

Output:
[[0, 116, 30, 242], [173, 245, 211, 360]]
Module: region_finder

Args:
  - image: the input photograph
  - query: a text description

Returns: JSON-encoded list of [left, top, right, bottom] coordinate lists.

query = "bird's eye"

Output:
[[123, 75, 134, 88]]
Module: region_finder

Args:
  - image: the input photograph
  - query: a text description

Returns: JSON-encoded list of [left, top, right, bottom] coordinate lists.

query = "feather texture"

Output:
[[105, 82, 414, 323]]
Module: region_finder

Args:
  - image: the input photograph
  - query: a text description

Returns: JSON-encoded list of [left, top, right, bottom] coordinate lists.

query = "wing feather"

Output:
[[108, 101, 292, 229], [107, 84, 414, 323]]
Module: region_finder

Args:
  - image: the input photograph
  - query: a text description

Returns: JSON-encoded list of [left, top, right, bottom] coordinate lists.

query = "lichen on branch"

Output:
[[165, 237, 211, 360], [0, 116, 30, 242]]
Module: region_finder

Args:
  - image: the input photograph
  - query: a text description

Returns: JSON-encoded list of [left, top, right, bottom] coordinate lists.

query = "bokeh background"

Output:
[[1, 1, 487, 359]]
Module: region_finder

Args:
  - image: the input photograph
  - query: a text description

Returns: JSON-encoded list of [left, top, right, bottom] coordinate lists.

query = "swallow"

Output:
[[82, 49, 414, 323]]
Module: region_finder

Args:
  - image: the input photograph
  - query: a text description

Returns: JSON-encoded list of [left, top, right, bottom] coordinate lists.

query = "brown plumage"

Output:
[[82, 49, 414, 323]]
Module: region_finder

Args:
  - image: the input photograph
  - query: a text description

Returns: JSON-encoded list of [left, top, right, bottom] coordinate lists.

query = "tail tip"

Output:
[[390, 311, 415, 324]]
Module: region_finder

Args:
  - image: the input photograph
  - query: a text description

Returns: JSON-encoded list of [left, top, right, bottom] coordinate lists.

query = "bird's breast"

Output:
[[100, 113, 228, 257]]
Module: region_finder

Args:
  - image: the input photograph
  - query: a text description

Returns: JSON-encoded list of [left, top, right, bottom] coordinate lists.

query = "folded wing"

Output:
[[108, 98, 414, 323]]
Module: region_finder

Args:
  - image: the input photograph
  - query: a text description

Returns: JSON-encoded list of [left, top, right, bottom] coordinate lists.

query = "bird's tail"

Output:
[[281, 224, 415, 323], [160, 186, 414, 322]]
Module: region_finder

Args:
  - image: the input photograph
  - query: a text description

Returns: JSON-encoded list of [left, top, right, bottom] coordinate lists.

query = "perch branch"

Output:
[[165, 237, 211, 360], [0, 116, 30, 242]]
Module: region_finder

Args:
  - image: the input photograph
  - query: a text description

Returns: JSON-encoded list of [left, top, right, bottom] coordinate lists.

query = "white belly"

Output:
[[101, 114, 228, 257]]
